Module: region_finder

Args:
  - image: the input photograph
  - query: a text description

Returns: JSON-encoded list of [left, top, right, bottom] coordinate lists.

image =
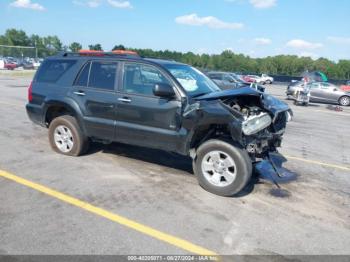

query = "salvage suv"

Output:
[[26, 50, 290, 196]]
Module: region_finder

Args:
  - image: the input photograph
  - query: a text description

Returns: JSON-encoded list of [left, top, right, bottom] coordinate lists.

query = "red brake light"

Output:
[[28, 81, 33, 102]]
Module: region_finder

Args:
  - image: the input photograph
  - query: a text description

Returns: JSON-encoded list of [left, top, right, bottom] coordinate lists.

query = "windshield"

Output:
[[164, 64, 220, 97]]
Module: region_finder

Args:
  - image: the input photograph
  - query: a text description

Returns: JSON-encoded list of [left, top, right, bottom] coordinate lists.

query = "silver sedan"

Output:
[[286, 81, 350, 106]]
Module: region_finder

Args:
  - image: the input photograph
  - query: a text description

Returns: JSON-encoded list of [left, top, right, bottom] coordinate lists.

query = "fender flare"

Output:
[[43, 97, 87, 133]]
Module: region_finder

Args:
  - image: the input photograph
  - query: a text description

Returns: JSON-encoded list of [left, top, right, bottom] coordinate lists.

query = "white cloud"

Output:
[[254, 37, 272, 45], [175, 13, 243, 30], [73, 0, 101, 7], [249, 0, 276, 9], [286, 39, 323, 49], [10, 0, 45, 11], [327, 36, 350, 45], [73, 0, 132, 8], [87, 0, 101, 7], [107, 0, 132, 9]]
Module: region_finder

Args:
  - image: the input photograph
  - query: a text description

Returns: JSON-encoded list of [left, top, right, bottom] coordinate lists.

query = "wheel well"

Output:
[[190, 125, 231, 150], [45, 106, 74, 127]]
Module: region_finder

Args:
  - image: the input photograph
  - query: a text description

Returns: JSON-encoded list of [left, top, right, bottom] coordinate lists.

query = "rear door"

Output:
[[69, 60, 119, 140], [115, 62, 182, 152], [318, 83, 343, 103]]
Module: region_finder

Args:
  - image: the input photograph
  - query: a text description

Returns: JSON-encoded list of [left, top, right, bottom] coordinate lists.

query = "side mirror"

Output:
[[333, 88, 337, 92], [153, 83, 175, 98]]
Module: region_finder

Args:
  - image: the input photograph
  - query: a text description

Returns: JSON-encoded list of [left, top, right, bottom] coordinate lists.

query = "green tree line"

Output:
[[1, 29, 350, 80]]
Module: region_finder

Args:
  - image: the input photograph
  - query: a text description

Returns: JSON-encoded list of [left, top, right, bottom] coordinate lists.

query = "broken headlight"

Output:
[[242, 113, 272, 136]]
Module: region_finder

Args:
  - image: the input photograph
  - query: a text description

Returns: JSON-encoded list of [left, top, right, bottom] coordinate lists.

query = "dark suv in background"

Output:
[[207, 71, 265, 92], [26, 50, 290, 196]]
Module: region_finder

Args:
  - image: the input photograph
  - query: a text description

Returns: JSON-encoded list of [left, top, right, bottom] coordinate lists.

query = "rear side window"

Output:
[[88, 61, 117, 90], [36, 60, 76, 83]]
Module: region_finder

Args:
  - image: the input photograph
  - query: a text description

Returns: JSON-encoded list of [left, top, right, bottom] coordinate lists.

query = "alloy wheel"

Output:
[[54, 125, 74, 153], [201, 150, 237, 187]]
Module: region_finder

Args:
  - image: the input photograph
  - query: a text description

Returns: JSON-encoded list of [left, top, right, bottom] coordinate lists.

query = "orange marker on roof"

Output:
[[112, 50, 138, 55], [78, 50, 105, 56]]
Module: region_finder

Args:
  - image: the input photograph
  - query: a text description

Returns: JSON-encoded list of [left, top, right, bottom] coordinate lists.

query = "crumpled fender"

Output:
[[181, 100, 244, 153]]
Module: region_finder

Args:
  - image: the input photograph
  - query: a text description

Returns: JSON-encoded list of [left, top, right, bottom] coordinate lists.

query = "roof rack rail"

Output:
[[60, 50, 140, 58]]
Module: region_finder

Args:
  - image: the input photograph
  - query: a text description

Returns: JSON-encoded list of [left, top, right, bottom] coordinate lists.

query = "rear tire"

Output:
[[193, 139, 252, 197], [48, 115, 89, 156], [339, 96, 350, 106]]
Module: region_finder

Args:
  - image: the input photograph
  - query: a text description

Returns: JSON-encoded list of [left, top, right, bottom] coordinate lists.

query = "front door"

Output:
[[309, 82, 323, 102], [318, 83, 343, 103], [69, 60, 119, 140], [116, 62, 182, 152]]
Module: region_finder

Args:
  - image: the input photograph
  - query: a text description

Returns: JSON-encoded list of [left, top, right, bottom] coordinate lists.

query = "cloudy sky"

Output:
[[1, 0, 349, 60]]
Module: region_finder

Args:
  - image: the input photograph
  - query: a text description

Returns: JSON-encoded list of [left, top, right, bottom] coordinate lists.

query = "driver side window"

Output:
[[123, 63, 171, 96]]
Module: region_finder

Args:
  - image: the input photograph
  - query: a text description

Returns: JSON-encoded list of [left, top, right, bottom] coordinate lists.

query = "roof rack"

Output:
[[60, 50, 140, 58]]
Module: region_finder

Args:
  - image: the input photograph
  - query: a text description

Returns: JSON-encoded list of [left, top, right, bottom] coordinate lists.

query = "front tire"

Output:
[[339, 96, 350, 106], [48, 115, 89, 156], [193, 139, 252, 197]]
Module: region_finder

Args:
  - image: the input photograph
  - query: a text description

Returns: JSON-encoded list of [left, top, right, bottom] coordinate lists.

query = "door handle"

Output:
[[118, 97, 131, 103], [73, 91, 85, 96]]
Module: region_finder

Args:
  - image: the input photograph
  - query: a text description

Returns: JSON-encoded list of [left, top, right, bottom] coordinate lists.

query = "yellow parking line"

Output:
[[285, 155, 350, 172], [0, 169, 217, 256]]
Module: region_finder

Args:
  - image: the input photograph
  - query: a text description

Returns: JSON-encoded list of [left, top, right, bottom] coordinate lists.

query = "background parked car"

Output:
[[33, 59, 41, 69], [287, 81, 350, 106], [286, 81, 304, 98], [260, 74, 274, 84], [207, 71, 246, 89], [22, 61, 35, 70], [207, 71, 265, 92], [243, 75, 259, 83], [0, 58, 4, 69], [340, 80, 350, 92], [4, 60, 17, 70]]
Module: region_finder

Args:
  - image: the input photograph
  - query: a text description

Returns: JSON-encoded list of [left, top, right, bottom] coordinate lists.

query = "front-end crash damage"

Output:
[[188, 87, 290, 161], [222, 94, 288, 159]]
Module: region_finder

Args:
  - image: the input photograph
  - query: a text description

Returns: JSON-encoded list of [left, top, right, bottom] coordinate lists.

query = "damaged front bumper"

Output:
[[244, 130, 283, 158], [235, 109, 288, 159]]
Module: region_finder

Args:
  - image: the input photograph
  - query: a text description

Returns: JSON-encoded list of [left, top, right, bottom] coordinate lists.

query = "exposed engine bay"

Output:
[[220, 96, 287, 158], [221, 96, 264, 118], [193, 87, 290, 159]]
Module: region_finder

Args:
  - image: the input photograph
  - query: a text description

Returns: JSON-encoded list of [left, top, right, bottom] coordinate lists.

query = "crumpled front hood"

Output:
[[262, 93, 290, 114], [195, 87, 289, 114], [195, 86, 260, 100]]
